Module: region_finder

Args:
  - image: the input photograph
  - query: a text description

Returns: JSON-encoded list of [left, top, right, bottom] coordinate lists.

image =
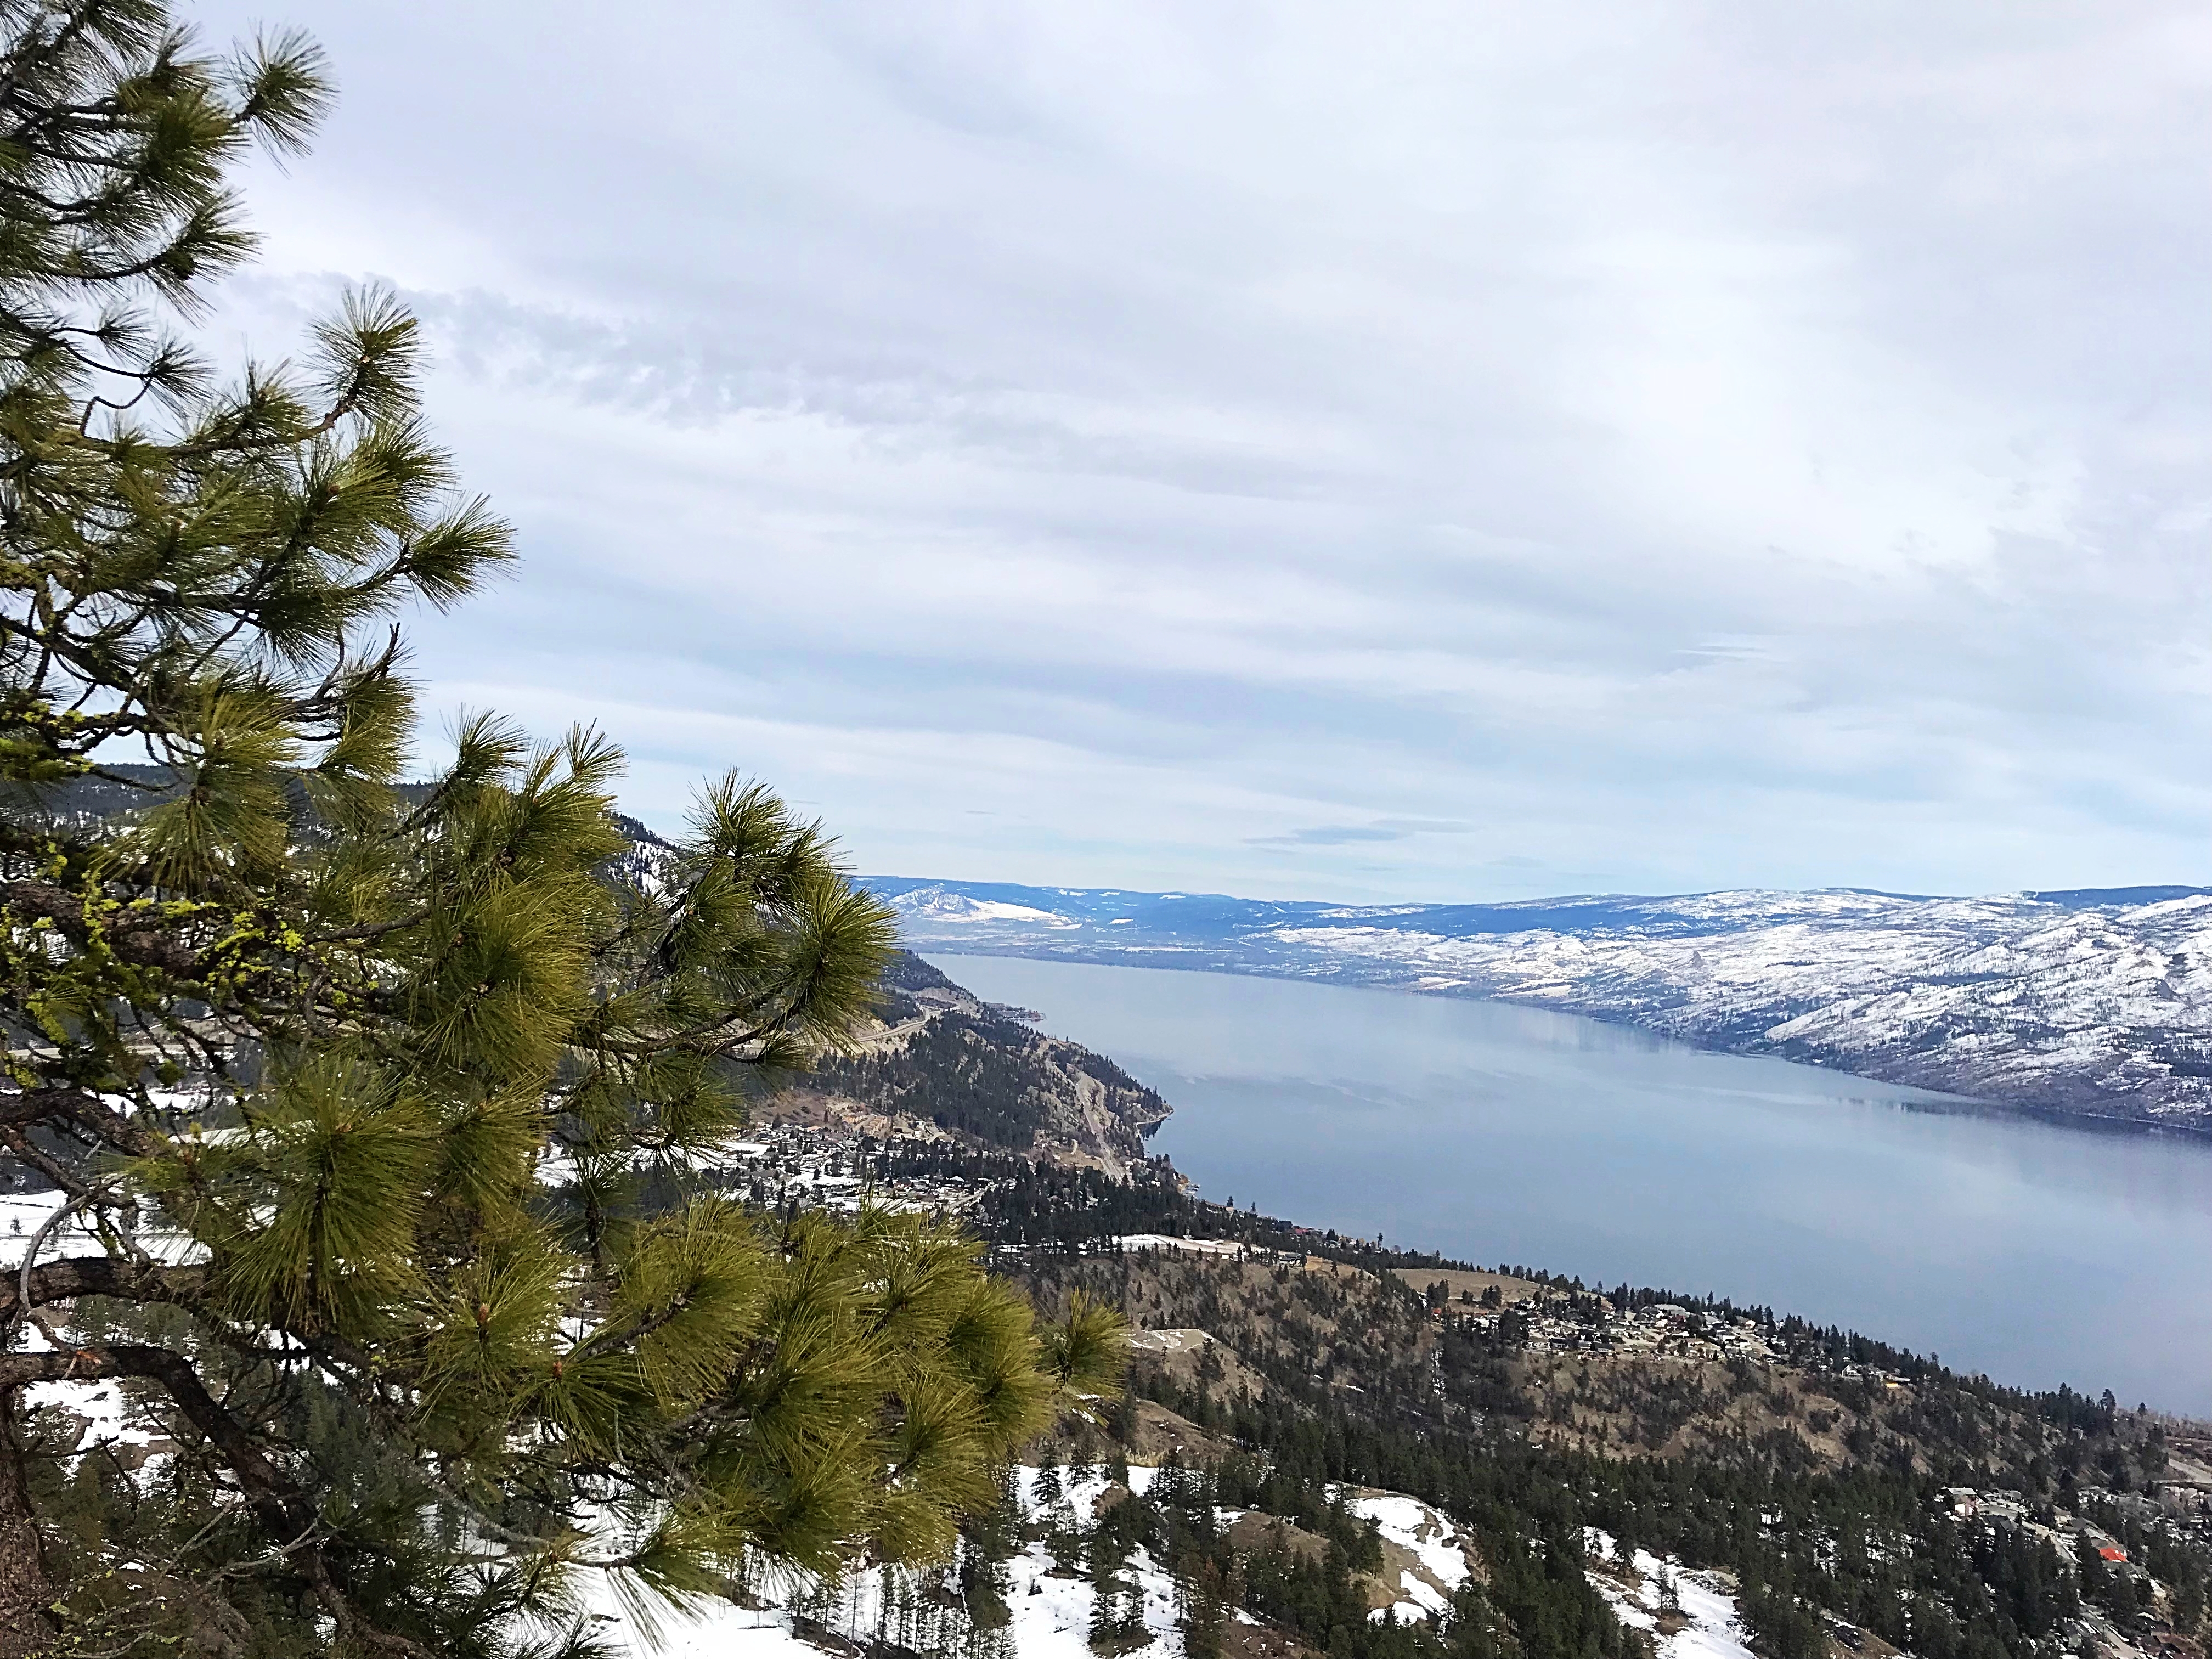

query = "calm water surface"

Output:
[[928, 953, 2212, 1415]]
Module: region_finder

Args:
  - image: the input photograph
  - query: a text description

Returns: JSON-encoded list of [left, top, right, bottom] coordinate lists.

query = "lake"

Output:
[[926, 952, 2212, 1415]]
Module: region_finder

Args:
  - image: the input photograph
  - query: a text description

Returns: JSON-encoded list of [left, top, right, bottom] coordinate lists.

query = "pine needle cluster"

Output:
[[0, 4, 1125, 1655]]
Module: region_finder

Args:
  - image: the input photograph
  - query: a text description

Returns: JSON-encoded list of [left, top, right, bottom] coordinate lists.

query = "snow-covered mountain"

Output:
[[862, 877, 2212, 1128]]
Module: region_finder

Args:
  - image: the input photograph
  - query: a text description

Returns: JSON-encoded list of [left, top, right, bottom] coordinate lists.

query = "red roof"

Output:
[[2099, 1547, 2128, 1562]]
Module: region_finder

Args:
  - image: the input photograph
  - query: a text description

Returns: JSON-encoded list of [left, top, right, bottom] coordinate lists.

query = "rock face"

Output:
[[803, 951, 1171, 1173], [866, 877, 2212, 1128]]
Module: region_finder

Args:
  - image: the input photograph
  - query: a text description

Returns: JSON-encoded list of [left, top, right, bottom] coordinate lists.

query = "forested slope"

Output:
[[800, 951, 1173, 1170]]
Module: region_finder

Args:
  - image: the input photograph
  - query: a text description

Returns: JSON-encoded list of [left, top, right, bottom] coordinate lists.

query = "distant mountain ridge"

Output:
[[861, 875, 2212, 1130]]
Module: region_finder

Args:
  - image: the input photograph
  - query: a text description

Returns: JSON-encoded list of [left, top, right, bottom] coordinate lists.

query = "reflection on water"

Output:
[[926, 953, 2212, 1414]]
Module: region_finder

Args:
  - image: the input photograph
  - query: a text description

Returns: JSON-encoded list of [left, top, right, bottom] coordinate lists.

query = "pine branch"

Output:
[[0, 1086, 156, 1157], [0, 1254, 210, 1323], [0, 877, 204, 977], [0, 1342, 312, 1540]]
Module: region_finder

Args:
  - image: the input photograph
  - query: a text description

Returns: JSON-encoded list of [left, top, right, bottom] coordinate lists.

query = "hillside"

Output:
[[834, 1051, 2212, 1659], [998, 1229, 2208, 1659], [791, 950, 1173, 1173], [866, 877, 2212, 1128], [2, 777, 1170, 1173]]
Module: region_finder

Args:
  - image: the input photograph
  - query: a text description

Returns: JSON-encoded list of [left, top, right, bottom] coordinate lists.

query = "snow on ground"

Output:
[[1013, 1462, 1163, 1515], [1332, 1489, 1472, 1624], [5, 1389, 1686, 1659], [1, 1189, 65, 1250], [888, 891, 1079, 927], [584, 1468, 1188, 1659], [571, 1594, 838, 1659], [1346, 1493, 1472, 1594], [584, 1550, 1184, 1659], [1581, 1529, 1757, 1659], [1000, 1536, 1182, 1659], [1114, 1236, 1254, 1258], [1269, 895, 2212, 1118], [884, 876, 2212, 1120], [23, 1378, 166, 1447], [1, 1190, 204, 1272]]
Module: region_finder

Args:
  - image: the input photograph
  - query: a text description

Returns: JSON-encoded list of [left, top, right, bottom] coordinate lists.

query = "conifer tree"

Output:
[[0, 3, 1126, 1654], [1087, 1526, 1141, 1655], [1176, 1560, 1227, 1659], [955, 1473, 1021, 1653]]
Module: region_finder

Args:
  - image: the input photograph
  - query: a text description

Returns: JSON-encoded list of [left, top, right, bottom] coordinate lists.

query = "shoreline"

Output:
[[921, 942, 2212, 1144]]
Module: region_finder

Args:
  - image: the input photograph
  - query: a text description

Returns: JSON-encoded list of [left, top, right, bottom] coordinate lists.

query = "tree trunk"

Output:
[[0, 1386, 60, 1658]]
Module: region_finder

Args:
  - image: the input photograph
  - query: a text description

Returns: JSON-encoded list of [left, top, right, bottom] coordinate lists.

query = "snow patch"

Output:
[[1342, 1492, 1472, 1595], [889, 891, 1078, 927], [1581, 1529, 1758, 1659]]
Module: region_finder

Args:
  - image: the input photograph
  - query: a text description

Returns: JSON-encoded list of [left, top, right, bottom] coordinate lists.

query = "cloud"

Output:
[[189, 0, 2212, 903], [1246, 817, 1474, 847], [1248, 828, 1403, 847], [1247, 826, 1378, 848]]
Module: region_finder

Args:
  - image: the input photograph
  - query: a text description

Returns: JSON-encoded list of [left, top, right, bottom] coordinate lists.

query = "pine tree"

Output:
[[0, 3, 1127, 1654], [955, 1474, 1022, 1659], [1087, 1519, 1142, 1655], [1177, 1557, 1229, 1659], [2176, 1565, 2206, 1637]]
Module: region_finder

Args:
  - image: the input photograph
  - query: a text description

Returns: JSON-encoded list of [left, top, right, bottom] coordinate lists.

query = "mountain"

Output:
[[862, 877, 2212, 1129]]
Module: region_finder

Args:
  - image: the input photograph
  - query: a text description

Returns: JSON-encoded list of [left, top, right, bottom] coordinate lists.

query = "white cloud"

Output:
[[190, 0, 2212, 901]]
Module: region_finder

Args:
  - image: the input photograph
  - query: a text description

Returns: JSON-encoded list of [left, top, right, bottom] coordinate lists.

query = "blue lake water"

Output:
[[927, 953, 2212, 1415]]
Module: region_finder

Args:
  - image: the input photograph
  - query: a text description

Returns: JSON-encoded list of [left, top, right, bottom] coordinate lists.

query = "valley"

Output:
[[925, 949, 2212, 1419]]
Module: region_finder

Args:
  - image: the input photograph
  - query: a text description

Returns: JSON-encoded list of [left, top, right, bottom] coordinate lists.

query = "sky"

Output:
[[190, 1, 2211, 904]]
